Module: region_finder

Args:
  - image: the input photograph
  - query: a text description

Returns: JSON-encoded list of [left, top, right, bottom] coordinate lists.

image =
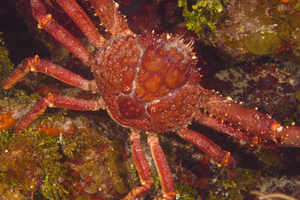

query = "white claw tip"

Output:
[[277, 126, 283, 132], [167, 34, 171, 40]]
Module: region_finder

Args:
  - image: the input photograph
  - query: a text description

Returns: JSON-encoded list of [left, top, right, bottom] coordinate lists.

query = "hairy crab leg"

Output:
[[147, 132, 177, 200], [123, 130, 153, 199], [56, 0, 105, 48], [2, 56, 97, 92], [199, 89, 300, 147], [177, 128, 237, 179], [14, 94, 105, 133], [30, 0, 94, 67], [88, 0, 132, 35]]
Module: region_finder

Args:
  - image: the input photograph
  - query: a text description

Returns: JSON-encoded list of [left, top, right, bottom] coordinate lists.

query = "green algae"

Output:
[[227, 167, 261, 199], [176, 181, 198, 200], [0, 37, 14, 83], [243, 32, 282, 55], [296, 2, 300, 11], [0, 128, 71, 199], [0, 38, 130, 197], [0, 109, 132, 199], [178, 0, 226, 42], [259, 149, 280, 168]]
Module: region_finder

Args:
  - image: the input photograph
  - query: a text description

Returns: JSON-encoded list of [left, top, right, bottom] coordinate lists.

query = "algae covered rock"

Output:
[[243, 32, 282, 56]]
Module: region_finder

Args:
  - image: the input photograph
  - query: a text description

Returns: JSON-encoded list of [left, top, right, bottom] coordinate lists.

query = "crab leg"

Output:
[[56, 0, 105, 48], [199, 89, 300, 147], [195, 112, 253, 144], [30, 0, 94, 67], [88, 0, 132, 35], [274, 125, 300, 147], [123, 130, 153, 199], [14, 94, 105, 133], [147, 132, 177, 200], [2, 56, 97, 92], [177, 128, 236, 179]]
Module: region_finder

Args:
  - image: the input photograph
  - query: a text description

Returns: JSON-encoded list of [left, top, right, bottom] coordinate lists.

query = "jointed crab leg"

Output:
[[195, 112, 253, 144], [2, 56, 97, 92], [88, 0, 132, 35], [177, 129, 236, 179], [125, 131, 177, 199], [148, 132, 177, 199], [14, 94, 105, 133], [31, 0, 94, 67], [200, 90, 281, 138], [199, 89, 300, 147], [277, 125, 300, 147], [56, 0, 105, 48], [124, 130, 153, 199]]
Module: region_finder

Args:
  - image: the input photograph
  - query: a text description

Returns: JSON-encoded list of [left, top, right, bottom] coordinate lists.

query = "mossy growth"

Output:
[[178, 0, 228, 43], [226, 167, 261, 199], [0, 37, 14, 84], [296, 2, 300, 11], [176, 181, 198, 200], [208, 190, 228, 200], [0, 127, 72, 199], [31, 128, 71, 199]]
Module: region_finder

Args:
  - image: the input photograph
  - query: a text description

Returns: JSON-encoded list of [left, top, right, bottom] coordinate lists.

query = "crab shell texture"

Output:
[[96, 34, 200, 132]]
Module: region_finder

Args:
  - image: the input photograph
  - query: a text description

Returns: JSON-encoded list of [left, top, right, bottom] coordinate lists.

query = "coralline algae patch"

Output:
[[37, 120, 76, 138], [212, 62, 299, 122], [0, 110, 18, 130]]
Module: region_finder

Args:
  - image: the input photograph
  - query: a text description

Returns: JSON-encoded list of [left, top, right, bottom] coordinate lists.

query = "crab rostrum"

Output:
[[3, 0, 300, 199]]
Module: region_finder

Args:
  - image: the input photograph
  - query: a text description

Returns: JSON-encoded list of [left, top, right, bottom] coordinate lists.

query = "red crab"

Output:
[[2, 0, 300, 199]]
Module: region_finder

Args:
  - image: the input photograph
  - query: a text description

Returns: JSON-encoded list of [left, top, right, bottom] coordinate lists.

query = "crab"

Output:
[[2, 0, 300, 199]]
